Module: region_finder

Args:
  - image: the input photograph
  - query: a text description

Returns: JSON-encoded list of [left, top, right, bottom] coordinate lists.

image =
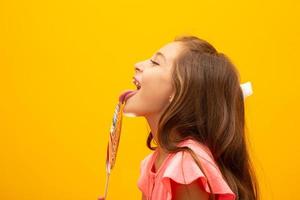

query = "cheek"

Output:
[[141, 72, 173, 103], [123, 69, 174, 117]]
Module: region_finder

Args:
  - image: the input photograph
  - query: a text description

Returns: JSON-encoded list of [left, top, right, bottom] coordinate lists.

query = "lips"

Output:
[[133, 76, 141, 90], [118, 76, 141, 103], [119, 89, 138, 103]]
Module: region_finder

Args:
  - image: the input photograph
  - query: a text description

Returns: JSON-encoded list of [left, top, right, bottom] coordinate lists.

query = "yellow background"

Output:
[[0, 0, 299, 199]]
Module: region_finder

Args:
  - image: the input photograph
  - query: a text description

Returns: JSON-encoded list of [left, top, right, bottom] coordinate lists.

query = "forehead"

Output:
[[154, 42, 183, 64]]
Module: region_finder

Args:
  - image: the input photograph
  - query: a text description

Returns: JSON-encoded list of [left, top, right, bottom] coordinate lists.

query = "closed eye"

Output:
[[150, 59, 159, 66]]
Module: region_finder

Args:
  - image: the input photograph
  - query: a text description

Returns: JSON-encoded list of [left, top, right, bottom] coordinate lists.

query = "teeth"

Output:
[[132, 78, 141, 90]]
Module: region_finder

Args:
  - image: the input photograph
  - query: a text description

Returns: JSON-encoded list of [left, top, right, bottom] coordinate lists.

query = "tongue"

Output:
[[119, 89, 138, 103]]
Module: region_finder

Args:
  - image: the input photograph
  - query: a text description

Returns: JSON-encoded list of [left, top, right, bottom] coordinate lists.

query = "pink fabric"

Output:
[[137, 138, 236, 200]]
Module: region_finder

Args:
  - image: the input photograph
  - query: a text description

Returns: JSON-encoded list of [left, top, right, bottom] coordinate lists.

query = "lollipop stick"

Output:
[[104, 171, 110, 199]]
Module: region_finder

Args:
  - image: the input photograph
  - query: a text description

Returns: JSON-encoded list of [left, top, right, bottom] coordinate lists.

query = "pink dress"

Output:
[[137, 138, 236, 200]]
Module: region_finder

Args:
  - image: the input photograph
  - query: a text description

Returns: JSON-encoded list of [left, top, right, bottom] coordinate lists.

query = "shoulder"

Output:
[[162, 139, 218, 185], [161, 138, 236, 200], [139, 151, 155, 172]]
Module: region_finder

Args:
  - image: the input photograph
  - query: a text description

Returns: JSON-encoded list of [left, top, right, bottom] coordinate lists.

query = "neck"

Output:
[[145, 112, 181, 157], [145, 113, 167, 156]]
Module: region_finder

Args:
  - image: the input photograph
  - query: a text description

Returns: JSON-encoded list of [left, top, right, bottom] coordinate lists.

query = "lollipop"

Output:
[[98, 89, 138, 200]]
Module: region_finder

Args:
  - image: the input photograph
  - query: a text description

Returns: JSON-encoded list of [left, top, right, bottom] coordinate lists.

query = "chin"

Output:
[[123, 104, 140, 117]]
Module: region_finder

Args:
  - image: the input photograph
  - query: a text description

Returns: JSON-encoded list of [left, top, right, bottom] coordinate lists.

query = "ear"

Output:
[[169, 95, 174, 103], [169, 88, 176, 102]]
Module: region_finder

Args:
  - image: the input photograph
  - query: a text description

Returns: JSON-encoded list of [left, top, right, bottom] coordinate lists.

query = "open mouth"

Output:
[[118, 77, 142, 103], [132, 77, 141, 90]]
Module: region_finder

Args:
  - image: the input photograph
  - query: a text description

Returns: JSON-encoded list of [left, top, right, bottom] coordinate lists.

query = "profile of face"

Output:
[[123, 41, 183, 118]]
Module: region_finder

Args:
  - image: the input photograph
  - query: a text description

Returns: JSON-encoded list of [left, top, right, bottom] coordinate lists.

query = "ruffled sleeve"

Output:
[[161, 147, 236, 200], [137, 153, 154, 195]]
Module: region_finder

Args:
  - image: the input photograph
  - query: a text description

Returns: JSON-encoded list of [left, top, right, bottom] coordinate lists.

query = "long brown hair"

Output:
[[146, 35, 259, 200]]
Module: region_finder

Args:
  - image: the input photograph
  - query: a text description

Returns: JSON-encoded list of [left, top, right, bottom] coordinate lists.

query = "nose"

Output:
[[134, 61, 144, 73]]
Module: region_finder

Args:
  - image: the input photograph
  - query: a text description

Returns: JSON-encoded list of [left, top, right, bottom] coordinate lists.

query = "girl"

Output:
[[122, 35, 259, 200]]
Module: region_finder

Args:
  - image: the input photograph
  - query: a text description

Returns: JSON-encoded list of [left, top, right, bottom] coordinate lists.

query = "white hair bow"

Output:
[[240, 81, 253, 99]]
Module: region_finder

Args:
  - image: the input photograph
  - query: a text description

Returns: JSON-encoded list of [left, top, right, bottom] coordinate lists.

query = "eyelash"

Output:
[[150, 59, 159, 66]]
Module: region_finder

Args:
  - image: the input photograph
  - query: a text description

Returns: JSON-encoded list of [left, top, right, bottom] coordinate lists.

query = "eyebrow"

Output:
[[154, 52, 166, 63]]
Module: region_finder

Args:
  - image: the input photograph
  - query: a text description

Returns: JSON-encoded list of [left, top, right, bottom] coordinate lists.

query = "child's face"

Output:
[[123, 41, 183, 118]]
